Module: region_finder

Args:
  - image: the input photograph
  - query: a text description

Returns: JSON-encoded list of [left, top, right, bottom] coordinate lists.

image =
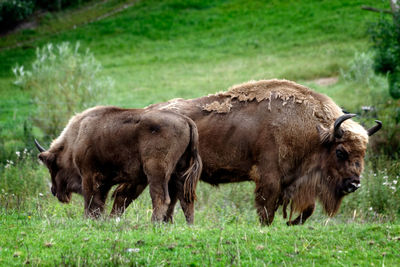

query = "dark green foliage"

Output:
[[0, 0, 94, 33], [369, 12, 400, 99], [370, 100, 400, 157], [36, 0, 89, 11], [389, 70, 400, 99], [0, 0, 34, 33]]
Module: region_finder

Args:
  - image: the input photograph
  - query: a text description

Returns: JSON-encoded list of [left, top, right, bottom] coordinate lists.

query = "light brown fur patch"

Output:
[[248, 165, 260, 183], [202, 79, 342, 124], [202, 99, 233, 113]]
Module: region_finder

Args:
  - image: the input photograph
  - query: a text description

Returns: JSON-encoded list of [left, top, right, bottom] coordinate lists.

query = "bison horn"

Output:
[[367, 120, 382, 136], [34, 139, 46, 152], [334, 114, 356, 139]]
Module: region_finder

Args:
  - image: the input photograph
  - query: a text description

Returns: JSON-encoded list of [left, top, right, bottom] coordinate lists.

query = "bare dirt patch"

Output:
[[311, 77, 338, 86]]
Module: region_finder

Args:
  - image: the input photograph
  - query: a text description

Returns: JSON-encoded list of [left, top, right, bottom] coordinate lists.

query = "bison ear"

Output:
[[38, 151, 55, 168], [316, 124, 332, 144]]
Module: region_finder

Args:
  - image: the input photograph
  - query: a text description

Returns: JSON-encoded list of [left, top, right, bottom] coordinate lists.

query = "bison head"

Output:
[[35, 139, 82, 203], [316, 114, 381, 213]]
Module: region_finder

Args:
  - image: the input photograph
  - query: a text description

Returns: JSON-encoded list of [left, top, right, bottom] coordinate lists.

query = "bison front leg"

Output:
[[178, 196, 195, 225], [287, 203, 315, 226], [110, 183, 147, 217], [254, 172, 281, 226], [82, 173, 110, 218]]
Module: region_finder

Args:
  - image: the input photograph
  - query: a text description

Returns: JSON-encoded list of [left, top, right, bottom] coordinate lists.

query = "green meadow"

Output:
[[0, 0, 399, 265]]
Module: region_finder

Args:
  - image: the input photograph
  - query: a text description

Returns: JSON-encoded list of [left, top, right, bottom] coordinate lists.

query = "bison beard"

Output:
[[35, 108, 202, 224], [112, 79, 381, 225]]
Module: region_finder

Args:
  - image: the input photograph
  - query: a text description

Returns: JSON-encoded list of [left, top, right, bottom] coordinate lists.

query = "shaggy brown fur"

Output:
[[36, 107, 202, 224], [113, 79, 380, 225]]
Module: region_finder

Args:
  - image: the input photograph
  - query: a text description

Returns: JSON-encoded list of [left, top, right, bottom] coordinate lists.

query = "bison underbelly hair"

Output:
[[282, 169, 344, 220]]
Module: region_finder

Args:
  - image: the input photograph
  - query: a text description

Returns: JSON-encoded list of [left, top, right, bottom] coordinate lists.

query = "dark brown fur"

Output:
[[37, 107, 202, 223], [112, 79, 379, 225]]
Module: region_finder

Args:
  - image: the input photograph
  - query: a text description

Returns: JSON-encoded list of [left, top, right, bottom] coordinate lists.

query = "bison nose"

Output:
[[51, 186, 56, 196], [343, 176, 361, 194]]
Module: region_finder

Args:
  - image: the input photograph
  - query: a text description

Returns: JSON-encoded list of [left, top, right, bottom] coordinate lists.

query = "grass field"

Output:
[[1, 0, 399, 266]]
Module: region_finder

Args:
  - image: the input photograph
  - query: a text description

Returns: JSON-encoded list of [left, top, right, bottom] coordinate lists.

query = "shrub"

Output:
[[13, 42, 113, 139], [0, 0, 34, 33], [340, 52, 376, 86], [341, 52, 400, 157], [367, 100, 400, 157], [368, 11, 400, 99]]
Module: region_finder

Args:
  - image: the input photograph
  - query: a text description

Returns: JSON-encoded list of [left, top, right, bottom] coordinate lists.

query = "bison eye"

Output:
[[336, 149, 348, 160]]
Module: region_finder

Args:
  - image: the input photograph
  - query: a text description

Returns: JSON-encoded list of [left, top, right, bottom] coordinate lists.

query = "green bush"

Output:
[[0, 0, 34, 32], [341, 52, 400, 157], [368, 100, 400, 157], [388, 71, 400, 99], [13, 42, 113, 139], [340, 52, 376, 86], [368, 11, 400, 99]]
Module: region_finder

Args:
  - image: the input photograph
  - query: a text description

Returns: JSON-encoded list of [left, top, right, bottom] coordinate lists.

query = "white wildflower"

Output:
[[126, 248, 140, 253], [5, 160, 14, 168], [16, 151, 20, 158]]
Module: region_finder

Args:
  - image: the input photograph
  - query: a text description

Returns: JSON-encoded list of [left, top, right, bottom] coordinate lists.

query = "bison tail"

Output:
[[182, 116, 203, 203]]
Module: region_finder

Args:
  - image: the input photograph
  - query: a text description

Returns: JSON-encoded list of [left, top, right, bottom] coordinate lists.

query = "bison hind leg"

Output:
[[143, 160, 173, 223], [163, 179, 179, 223], [164, 173, 195, 225]]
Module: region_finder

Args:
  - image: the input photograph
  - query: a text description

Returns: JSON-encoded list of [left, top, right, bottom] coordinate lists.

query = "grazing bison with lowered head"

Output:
[[112, 79, 381, 225], [35, 106, 202, 223]]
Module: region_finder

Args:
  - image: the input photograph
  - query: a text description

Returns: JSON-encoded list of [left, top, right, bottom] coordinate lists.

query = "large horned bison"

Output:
[[113, 79, 381, 225], [35, 107, 202, 223]]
